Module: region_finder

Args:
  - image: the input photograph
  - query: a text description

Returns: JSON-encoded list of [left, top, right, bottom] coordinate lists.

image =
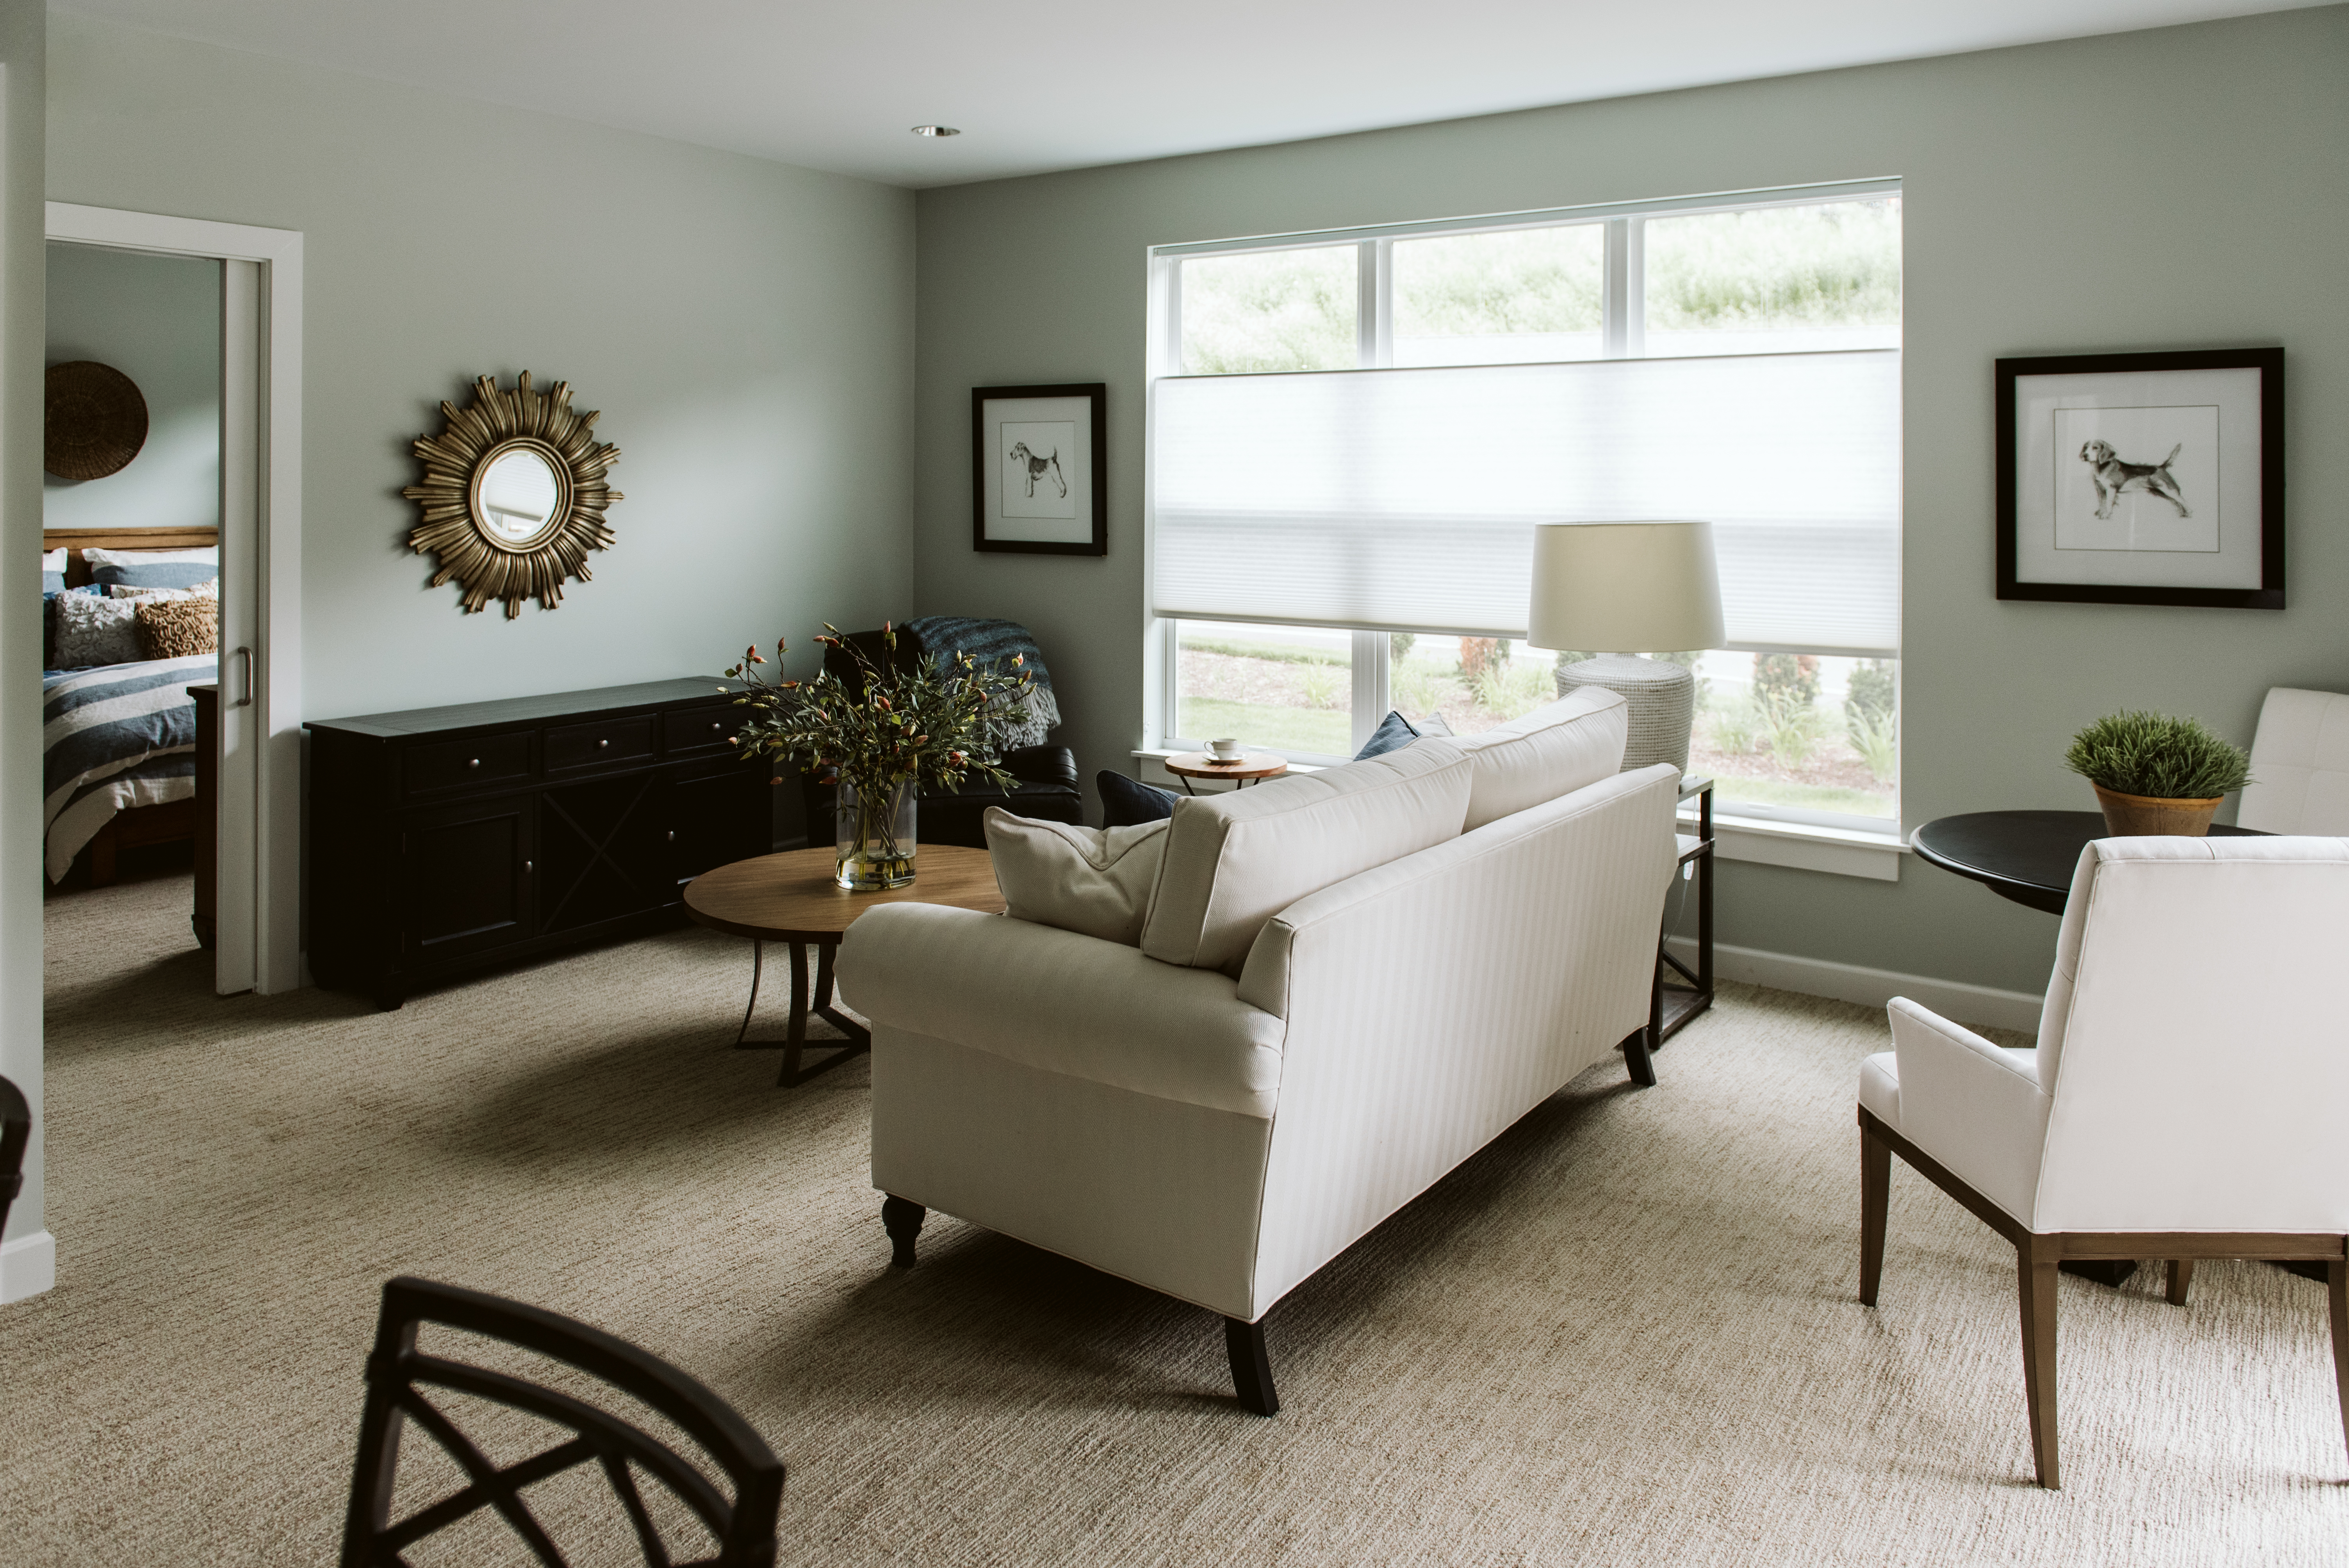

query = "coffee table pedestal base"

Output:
[[729, 938, 873, 1087]]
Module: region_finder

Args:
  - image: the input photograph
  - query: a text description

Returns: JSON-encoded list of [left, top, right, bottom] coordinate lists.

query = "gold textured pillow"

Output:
[[135, 595, 218, 661]]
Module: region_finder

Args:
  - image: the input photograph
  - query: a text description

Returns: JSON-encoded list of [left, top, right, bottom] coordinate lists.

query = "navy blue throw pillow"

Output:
[[1098, 770, 1179, 829], [1353, 710, 1424, 760]]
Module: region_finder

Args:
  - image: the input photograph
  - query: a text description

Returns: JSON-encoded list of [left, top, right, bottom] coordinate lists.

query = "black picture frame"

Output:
[[1995, 347, 2283, 609], [971, 383, 1108, 556]]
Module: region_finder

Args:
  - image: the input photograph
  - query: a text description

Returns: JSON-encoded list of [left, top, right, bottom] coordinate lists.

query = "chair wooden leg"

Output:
[[881, 1196, 924, 1269], [2018, 1244, 2061, 1489], [2329, 1260, 2349, 1468], [2165, 1258, 2195, 1306], [1224, 1317, 1279, 1418], [1859, 1121, 1890, 1307]]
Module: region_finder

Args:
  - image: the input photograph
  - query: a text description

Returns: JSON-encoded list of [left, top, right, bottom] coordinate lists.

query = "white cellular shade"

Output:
[[1151, 349, 1900, 655]]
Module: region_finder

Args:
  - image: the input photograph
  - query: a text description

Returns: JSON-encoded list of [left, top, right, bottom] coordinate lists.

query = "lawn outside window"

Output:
[[1149, 180, 1902, 833]]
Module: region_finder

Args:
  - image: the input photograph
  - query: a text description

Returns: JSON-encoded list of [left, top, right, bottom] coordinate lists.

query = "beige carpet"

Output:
[[5, 870, 2346, 1565]]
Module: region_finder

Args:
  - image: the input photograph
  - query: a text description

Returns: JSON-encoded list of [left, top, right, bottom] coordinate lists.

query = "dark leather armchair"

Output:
[[793, 626, 1082, 850]]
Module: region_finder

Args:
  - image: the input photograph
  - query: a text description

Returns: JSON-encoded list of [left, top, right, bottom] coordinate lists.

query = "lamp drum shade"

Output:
[[1526, 521, 1725, 655], [45, 361, 149, 481]]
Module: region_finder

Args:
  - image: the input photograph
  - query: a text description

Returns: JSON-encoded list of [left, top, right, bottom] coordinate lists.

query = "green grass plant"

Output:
[[1176, 697, 1351, 758], [2064, 710, 2251, 799], [1179, 634, 1348, 667]]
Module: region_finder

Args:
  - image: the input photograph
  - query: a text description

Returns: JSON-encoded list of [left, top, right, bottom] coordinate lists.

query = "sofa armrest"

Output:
[[1887, 996, 2050, 1226], [837, 904, 1287, 1116]]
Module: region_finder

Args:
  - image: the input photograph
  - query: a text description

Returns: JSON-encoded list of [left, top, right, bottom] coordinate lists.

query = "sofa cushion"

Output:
[[1140, 739, 1472, 976], [984, 808, 1169, 947], [1097, 769, 1179, 828], [1455, 688, 1629, 830]]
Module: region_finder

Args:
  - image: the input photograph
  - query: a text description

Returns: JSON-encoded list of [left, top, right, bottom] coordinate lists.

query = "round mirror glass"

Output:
[[476, 446, 562, 543]]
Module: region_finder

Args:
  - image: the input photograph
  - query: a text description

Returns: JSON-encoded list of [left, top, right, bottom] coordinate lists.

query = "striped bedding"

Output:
[[42, 654, 215, 882]]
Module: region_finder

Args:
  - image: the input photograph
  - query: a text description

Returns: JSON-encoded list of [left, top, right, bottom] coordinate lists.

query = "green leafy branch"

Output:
[[722, 623, 1036, 802]]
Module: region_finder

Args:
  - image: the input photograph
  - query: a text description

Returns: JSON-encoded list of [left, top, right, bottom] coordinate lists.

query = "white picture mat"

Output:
[[2014, 366, 2262, 589], [980, 396, 1093, 542]]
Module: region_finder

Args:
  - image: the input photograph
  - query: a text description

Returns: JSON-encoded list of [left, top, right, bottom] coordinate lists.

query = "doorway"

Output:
[[44, 204, 303, 994]]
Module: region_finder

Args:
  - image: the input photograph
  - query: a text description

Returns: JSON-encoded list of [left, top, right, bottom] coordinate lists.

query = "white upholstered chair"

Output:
[[2240, 686, 2349, 834], [1857, 836, 2349, 1489]]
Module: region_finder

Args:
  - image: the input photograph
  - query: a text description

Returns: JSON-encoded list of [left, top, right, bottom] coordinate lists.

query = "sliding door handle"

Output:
[[228, 646, 255, 709]]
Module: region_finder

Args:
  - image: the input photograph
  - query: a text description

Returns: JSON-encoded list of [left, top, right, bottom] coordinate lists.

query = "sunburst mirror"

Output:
[[403, 371, 622, 617]]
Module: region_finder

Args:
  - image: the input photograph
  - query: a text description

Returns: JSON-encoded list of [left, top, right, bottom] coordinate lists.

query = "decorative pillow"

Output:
[[1454, 688, 1628, 831], [109, 577, 217, 599], [1354, 710, 1424, 760], [984, 808, 1171, 947], [81, 545, 217, 567], [95, 562, 218, 592], [43, 584, 101, 667], [1416, 709, 1455, 737], [1139, 739, 1472, 976], [135, 596, 218, 661], [1098, 770, 1179, 828], [50, 589, 145, 668], [41, 547, 66, 595]]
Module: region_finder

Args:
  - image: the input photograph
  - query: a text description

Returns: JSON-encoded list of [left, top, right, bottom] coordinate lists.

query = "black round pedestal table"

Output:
[[1909, 808, 2274, 1288], [1910, 810, 2268, 916]]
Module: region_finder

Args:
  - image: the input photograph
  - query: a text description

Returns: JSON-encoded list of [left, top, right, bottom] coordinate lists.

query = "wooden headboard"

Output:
[[45, 526, 218, 588]]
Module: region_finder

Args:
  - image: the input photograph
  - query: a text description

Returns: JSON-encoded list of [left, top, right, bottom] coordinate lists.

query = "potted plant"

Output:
[[724, 624, 1035, 890], [2064, 709, 2253, 837]]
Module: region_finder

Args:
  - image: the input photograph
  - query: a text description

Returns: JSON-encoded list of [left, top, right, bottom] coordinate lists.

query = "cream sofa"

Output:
[[837, 690, 1681, 1414]]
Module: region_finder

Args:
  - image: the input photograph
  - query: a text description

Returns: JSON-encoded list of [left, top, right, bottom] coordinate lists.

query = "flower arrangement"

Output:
[[723, 623, 1035, 887]]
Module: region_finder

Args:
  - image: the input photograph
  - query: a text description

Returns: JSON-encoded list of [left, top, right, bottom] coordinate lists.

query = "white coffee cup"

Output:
[[1207, 738, 1244, 761]]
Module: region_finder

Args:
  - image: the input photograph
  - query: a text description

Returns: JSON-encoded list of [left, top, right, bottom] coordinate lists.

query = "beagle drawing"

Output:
[[2079, 439, 2191, 520], [1006, 441, 1067, 500]]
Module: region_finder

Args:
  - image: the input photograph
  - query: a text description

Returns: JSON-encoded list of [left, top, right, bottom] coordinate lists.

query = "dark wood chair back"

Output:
[[0, 1073, 28, 1239], [341, 1276, 783, 1568]]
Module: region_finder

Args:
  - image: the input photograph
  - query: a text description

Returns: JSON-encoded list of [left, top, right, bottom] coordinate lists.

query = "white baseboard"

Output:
[[0, 1230, 56, 1303], [1666, 937, 2044, 1035]]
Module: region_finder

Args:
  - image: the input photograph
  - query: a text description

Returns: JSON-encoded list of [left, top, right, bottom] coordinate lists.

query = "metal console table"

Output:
[[1625, 775, 1715, 1086]]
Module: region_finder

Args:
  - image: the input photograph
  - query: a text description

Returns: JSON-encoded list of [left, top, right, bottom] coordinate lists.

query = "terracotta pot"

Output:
[[2091, 783, 2222, 837]]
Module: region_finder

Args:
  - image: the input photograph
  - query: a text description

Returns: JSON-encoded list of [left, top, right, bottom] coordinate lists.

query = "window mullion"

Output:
[[1602, 219, 1630, 359], [1351, 629, 1387, 755], [1356, 240, 1388, 368], [1622, 217, 1646, 359]]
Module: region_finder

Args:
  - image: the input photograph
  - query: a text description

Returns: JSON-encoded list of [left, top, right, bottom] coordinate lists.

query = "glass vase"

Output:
[[835, 778, 917, 891]]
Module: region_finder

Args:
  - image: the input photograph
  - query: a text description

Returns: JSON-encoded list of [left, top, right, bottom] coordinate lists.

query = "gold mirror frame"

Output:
[[403, 371, 622, 617]]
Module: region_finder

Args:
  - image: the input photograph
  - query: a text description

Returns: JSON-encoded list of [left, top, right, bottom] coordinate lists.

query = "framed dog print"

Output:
[[1996, 347, 2283, 609], [972, 383, 1107, 556]]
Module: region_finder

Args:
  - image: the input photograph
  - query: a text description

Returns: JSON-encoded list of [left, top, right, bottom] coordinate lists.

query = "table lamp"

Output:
[[1527, 520, 1725, 773]]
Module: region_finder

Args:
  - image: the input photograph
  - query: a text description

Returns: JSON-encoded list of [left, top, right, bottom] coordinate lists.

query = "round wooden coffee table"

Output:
[[683, 844, 1003, 1086], [1162, 750, 1289, 794]]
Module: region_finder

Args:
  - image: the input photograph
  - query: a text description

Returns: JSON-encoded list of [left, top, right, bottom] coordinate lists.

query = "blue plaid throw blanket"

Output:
[[906, 617, 1060, 751], [42, 654, 213, 881]]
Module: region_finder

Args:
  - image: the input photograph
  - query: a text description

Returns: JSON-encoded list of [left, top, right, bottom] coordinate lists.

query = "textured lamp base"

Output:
[[1556, 654, 1695, 772]]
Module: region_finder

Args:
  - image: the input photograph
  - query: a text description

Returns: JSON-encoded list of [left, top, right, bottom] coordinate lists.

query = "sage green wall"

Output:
[[46, 11, 916, 726], [911, 7, 2349, 994]]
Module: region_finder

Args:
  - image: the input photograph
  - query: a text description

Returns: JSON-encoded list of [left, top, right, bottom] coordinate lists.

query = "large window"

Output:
[[1149, 182, 1902, 830]]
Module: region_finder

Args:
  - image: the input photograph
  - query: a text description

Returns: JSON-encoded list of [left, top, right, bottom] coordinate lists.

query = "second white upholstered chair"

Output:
[[1857, 836, 2349, 1489], [2239, 686, 2349, 834]]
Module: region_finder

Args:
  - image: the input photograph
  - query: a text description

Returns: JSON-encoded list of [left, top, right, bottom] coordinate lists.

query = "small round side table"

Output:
[[1162, 751, 1289, 795]]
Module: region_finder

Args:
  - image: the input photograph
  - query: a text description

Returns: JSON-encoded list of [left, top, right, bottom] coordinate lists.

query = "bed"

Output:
[[42, 526, 218, 886]]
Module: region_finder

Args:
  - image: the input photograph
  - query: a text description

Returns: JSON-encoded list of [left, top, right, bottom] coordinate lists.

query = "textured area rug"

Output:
[[6, 871, 2346, 1564]]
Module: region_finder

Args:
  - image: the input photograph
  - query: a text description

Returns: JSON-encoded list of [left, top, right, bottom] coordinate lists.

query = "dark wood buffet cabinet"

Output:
[[306, 679, 770, 1009]]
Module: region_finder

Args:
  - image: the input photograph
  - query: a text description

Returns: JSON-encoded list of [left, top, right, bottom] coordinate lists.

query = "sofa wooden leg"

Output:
[[2018, 1244, 2061, 1489], [1859, 1120, 1890, 1307], [1620, 1026, 1656, 1088], [1224, 1317, 1279, 1417], [2329, 1259, 2349, 1466], [882, 1196, 925, 1269], [2166, 1258, 2196, 1306]]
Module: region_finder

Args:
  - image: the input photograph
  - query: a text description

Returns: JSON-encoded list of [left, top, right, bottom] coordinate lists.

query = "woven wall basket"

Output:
[[45, 360, 149, 481]]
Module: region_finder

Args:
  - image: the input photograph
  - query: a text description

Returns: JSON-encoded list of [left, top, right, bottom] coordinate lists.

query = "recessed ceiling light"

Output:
[[911, 125, 960, 138]]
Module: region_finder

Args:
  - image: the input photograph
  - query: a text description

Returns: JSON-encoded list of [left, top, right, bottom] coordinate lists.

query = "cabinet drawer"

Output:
[[405, 731, 533, 797], [545, 715, 655, 773], [665, 705, 745, 758]]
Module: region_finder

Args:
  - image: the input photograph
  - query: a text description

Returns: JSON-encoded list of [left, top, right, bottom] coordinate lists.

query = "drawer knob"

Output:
[[522, 860, 533, 875], [597, 738, 610, 750], [666, 830, 676, 843], [711, 722, 722, 732], [468, 758, 481, 769]]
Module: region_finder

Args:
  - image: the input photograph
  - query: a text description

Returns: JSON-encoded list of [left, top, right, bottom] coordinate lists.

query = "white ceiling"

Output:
[[61, 0, 2325, 188]]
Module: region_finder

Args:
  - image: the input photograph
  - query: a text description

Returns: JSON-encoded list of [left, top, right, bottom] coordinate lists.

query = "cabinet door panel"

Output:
[[403, 799, 536, 960], [664, 764, 769, 891]]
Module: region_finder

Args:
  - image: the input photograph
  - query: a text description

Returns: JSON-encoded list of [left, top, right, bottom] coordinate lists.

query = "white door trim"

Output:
[[45, 203, 303, 994]]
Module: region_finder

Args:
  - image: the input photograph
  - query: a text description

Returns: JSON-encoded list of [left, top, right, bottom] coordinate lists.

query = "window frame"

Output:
[[1146, 178, 1903, 828]]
